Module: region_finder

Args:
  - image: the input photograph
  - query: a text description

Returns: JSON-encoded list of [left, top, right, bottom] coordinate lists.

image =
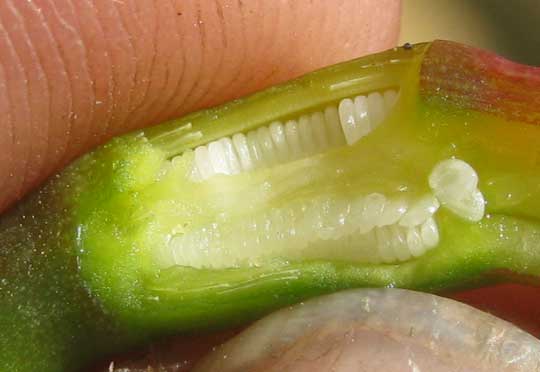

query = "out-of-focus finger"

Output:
[[0, 0, 400, 212]]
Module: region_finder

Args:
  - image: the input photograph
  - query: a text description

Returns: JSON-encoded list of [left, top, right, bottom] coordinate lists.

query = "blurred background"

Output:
[[401, 0, 540, 65]]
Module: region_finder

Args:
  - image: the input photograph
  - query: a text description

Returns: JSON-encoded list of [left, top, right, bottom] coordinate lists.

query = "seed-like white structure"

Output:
[[257, 126, 277, 166], [390, 225, 410, 262], [339, 98, 361, 145], [379, 197, 408, 227], [310, 112, 329, 150], [420, 217, 439, 248], [298, 115, 317, 155], [367, 91, 385, 128], [190, 89, 399, 180], [164, 191, 441, 269], [375, 226, 396, 263], [247, 130, 265, 168], [194, 145, 215, 179], [406, 227, 425, 257], [284, 120, 302, 159], [429, 158, 485, 222], [219, 138, 241, 175], [165, 135, 488, 271], [232, 133, 253, 171], [158, 88, 473, 270], [399, 194, 440, 228], [269, 121, 289, 162], [208, 140, 230, 175], [324, 106, 346, 147], [363, 193, 387, 228]]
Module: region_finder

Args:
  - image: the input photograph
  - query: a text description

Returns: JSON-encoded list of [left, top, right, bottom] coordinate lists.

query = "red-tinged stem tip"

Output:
[[420, 40, 540, 125]]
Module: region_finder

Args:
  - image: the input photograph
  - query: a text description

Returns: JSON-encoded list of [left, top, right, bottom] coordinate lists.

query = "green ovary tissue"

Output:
[[1, 40, 540, 371]]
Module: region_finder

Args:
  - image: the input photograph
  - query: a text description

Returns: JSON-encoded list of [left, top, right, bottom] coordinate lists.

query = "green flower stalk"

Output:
[[1, 40, 540, 371]]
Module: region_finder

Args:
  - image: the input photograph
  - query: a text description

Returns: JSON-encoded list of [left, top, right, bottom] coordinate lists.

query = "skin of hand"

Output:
[[0, 0, 400, 213], [97, 284, 540, 371]]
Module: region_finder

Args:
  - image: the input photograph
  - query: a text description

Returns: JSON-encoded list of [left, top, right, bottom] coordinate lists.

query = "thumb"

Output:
[[0, 0, 400, 212]]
